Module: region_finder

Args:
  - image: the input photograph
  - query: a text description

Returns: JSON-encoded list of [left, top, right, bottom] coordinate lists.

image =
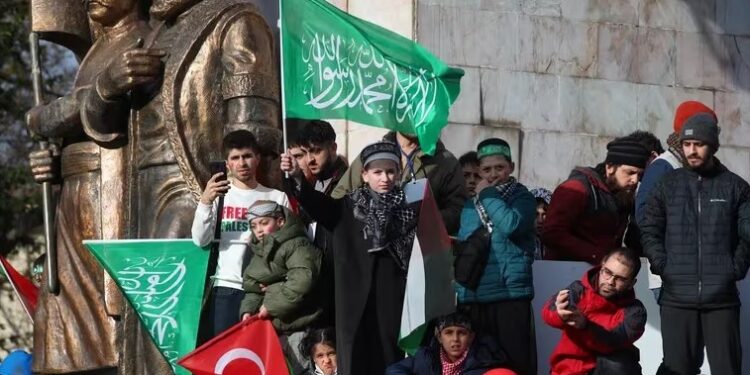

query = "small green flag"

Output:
[[281, 0, 464, 155], [85, 239, 210, 375]]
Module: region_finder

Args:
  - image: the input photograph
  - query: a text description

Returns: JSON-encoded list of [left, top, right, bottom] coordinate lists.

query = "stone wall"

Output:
[[414, 0, 750, 190]]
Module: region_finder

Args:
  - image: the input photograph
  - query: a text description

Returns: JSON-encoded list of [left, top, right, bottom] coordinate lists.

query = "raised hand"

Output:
[[199, 172, 230, 205], [279, 152, 301, 176]]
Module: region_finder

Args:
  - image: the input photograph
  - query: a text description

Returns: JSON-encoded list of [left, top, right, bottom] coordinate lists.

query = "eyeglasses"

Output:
[[599, 267, 631, 286]]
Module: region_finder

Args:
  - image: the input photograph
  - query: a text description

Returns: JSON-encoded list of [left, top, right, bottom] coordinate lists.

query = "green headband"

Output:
[[477, 144, 512, 161]]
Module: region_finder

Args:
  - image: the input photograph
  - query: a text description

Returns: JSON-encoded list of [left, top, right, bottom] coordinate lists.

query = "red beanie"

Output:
[[673, 101, 717, 133]]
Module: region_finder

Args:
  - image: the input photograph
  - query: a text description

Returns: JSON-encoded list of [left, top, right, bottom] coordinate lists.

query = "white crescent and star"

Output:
[[214, 348, 266, 375]]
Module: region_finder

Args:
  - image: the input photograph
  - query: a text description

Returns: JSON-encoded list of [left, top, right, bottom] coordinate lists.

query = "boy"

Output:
[[240, 200, 323, 373], [386, 312, 516, 375], [191, 130, 290, 338]]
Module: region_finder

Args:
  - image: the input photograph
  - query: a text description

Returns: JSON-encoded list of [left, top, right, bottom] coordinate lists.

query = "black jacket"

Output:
[[385, 335, 510, 375], [641, 159, 750, 308]]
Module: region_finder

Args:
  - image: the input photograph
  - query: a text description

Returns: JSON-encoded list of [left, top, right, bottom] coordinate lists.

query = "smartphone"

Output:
[[208, 161, 227, 182]]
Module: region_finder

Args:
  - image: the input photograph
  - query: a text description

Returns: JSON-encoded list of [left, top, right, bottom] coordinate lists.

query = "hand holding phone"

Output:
[[200, 161, 230, 205]]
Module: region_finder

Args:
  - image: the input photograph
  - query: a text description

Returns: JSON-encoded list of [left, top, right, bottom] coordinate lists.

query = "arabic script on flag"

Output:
[[301, 28, 439, 127], [117, 255, 188, 370]]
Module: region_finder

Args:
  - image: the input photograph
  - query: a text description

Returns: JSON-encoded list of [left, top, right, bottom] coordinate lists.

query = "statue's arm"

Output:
[[220, 11, 281, 154], [26, 87, 88, 138], [79, 82, 129, 144]]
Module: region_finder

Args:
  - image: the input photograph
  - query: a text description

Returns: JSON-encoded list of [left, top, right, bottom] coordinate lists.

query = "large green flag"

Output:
[[85, 239, 209, 375], [281, 0, 464, 155]]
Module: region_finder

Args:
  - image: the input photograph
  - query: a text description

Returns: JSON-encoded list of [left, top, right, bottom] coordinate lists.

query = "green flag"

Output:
[[281, 0, 464, 155], [85, 239, 209, 375]]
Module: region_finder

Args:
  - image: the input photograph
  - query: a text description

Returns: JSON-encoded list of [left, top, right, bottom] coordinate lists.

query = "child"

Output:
[[299, 327, 338, 375], [239, 200, 323, 373], [385, 312, 516, 375]]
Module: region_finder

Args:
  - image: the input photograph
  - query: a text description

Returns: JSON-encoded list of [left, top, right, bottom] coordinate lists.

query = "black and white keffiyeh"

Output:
[[349, 186, 417, 272]]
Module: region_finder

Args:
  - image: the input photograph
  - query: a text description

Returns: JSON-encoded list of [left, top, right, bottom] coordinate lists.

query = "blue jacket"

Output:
[[386, 335, 510, 375], [635, 154, 679, 225], [454, 183, 536, 303]]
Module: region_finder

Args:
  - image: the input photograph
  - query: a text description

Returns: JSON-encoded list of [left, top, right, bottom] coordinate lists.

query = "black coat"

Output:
[[641, 159, 750, 308], [296, 180, 411, 375], [385, 334, 510, 375]]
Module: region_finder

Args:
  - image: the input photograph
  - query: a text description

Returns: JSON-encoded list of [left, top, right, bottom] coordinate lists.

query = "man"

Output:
[[283, 120, 348, 326], [191, 130, 289, 338], [641, 111, 750, 375], [459, 151, 481, 197], [332, 131, 467, 234], [541, 138, 651, 263], [636, 101, 715, 300], [542, 247, 646, 375]]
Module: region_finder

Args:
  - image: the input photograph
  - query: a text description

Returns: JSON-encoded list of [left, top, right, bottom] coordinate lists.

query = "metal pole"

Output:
[[29, 32, 59, 295]]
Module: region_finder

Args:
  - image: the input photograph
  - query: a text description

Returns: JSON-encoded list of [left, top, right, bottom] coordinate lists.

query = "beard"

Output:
[[150, 0, 198, 20], [605, 174, 636, 209]]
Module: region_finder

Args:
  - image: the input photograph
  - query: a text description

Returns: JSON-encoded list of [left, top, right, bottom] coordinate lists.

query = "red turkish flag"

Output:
[[0, 255, 38, 320], [178, 316, 290, 375]]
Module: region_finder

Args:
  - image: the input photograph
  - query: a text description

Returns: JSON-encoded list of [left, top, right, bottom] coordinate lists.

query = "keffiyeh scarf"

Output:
[[349, 186, 417, 272], [667, 132, 688, 167], [440, 348, 468, 375]]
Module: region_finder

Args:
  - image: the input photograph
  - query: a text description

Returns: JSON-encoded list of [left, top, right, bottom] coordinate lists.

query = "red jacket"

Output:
[[541, 165, 629, 264], [542, 267, 646, 375]]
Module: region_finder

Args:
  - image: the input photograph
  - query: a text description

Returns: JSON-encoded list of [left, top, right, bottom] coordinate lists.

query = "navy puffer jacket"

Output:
[[641, 159, 750, 308]]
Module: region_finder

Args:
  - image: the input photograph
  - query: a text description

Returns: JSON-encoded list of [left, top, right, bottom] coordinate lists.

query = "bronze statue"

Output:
[[79, 0, 281, 373], [26, 0, 152, 374], [29, 0, 280, 372]]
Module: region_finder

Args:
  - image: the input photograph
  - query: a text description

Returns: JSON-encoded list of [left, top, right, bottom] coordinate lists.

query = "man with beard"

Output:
[[79, 0, 280, 373], [641, 112, 750, 375], [283, 120, 348, 326], [541, 138, 650, 263], [543, 247, 646, 375]]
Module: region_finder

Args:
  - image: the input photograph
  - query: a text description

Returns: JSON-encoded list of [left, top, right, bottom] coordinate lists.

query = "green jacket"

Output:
[[239, 209, 323, 332], [331, 132, 467, 234]]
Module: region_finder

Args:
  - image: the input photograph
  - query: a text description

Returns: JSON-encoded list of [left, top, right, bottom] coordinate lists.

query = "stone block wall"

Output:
[[414, 0, 750, 189]]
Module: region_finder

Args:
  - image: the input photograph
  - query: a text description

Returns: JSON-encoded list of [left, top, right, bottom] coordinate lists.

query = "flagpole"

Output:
[[0, 258, 34, 323], [278, 0, 288, 152]]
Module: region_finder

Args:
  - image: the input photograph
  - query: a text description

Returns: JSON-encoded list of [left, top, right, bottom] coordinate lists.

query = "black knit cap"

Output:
[[605, 138, 651, 169], [360, 141, 401, 168], [680, 113, 720, 149], [434, 312, 473, 335]]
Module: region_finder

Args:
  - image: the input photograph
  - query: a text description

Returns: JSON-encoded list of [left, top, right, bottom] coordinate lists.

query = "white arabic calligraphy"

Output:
[[300, 28, 438, 125], [118, 256, 187, 371]]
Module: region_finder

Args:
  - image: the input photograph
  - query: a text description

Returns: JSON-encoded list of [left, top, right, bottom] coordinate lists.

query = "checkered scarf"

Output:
[[349, 186, 417, 272], [440, 348, 468, 375], [495, 177, 521, 202]]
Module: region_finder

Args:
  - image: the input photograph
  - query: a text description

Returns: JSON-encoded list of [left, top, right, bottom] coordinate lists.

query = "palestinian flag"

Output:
[[399, 181, 455, 355]]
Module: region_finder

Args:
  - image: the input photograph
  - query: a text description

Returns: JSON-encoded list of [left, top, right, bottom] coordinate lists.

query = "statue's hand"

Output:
[[29, 145, 61, 184], [96, 41, 166, 100]]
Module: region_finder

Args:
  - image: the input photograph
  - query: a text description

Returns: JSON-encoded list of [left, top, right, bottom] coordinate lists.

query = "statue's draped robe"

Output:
[[32, 22, 151, 374], [81, 1, 280, 373]]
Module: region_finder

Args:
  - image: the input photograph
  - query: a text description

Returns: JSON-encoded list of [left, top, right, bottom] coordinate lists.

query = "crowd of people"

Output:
[[188, 99, 750, 375]]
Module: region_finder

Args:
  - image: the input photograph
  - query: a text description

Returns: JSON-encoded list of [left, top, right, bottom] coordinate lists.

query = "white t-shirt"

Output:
[[191, 182, 290, 289]]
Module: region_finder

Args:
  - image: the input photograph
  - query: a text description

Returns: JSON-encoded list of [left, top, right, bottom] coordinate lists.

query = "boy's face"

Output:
[[361, 159, 400, 194], [250, 216, 285, 241], [226, 147, 259, 184], [462, 163, 480, 196], [437, 326, 475, 361]]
